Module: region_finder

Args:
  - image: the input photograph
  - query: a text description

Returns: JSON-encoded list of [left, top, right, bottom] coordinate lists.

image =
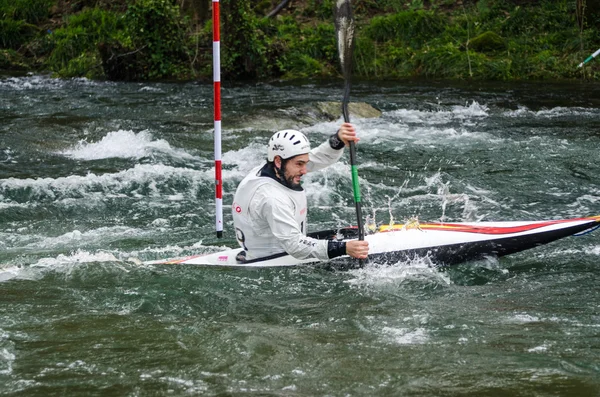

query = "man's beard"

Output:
[[277, 161, 303, 191]]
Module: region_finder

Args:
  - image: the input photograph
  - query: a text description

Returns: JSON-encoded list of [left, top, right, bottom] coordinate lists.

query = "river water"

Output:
[[1, 75, 600, 396]]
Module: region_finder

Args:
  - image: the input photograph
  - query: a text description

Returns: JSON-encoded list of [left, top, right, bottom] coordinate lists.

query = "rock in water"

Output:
[[316, 102, 382, 120]]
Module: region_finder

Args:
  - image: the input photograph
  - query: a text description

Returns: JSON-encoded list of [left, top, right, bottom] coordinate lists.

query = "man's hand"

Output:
[[337, 122, 360, 146], [346, 240, 369, 259]]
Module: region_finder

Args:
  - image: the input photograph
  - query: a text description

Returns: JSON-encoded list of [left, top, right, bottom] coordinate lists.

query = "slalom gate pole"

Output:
[[213, 0, 223, 238], [578, 48, 600, 68]]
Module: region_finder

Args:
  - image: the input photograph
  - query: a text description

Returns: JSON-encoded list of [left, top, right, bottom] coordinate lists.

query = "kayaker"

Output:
[[232, 123, 369, 262]]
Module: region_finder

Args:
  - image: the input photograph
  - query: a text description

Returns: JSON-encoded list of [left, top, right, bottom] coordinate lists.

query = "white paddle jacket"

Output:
[[232, 138, 344, 261]]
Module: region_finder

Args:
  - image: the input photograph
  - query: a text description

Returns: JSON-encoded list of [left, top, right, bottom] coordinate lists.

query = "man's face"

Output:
[[277, 154, 309, 189]]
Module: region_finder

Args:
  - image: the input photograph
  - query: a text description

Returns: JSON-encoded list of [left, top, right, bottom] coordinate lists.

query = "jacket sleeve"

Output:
[[256, 193, 330, 261], [307, 138, 344, 173]]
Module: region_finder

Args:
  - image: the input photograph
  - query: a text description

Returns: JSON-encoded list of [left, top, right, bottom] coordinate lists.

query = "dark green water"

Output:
[[1, 75, 600, 396]]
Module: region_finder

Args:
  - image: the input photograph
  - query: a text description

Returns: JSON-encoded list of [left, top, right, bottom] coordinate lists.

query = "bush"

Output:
[[469, 31, 506, 53], [413, 42, 467, 78], [302, 0, 334, 20], [47, 7, 122, 77], [364, 10, 447, 48], [273, 19, 337, 78], [0, 18, 37, 49], [3, 0, 598, 81], [124, 0, 189, 79], [13, 0, 54, 23], [499, 1, 577, 36], [0, 49, 27, 69], [0, 0, 54, 24], [220, 0, 270, 79]]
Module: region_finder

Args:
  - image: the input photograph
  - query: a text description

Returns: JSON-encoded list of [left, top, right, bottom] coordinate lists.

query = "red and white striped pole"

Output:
[[213, 0, 223, 238]]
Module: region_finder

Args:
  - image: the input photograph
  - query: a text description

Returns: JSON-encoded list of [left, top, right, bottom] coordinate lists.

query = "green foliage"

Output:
[[414, 42, 465, 78], [469, 31, 506, 53], [0, 0, 54, 24], [350, 0, 599, 81], [0, 49, 27, 69], [185, 18, 213, 77], [253, 0, 272, 15], [3, 0, 599, 81], [499, 1, 577, 36], [220, 0, 271, 79], [124, 0, 189, 79], [61, 51, 103, 78], [47, 7, 121, 77], [0, 18, 37, 49], [302, 0, 334, 20], [272, 19, 337, 78], [364, 10, 447, 48], [355, 0, 411, 14], [0, 0, 51, 60], [354, 34, 415, 78]]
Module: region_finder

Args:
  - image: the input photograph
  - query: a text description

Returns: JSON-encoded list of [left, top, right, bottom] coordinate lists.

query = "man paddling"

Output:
[[232, 123, 369, 262]]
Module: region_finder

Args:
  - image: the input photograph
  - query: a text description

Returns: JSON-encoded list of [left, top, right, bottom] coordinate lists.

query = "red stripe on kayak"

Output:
[[379, 216, 600, 235]]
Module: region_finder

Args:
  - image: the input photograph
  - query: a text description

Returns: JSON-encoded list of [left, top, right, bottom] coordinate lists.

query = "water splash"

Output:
[[381, 326, 430, 345], [60, 130, 194, 161], [0, 249, 128, 283], [345, 256, 452, 288], [0, 148, 16, 164], [0, 163, 209, 204], [0, 330, 16, 375], [505, 106, 600, 118], [387, 100, 489, 125], [0, 75, 103, 91]]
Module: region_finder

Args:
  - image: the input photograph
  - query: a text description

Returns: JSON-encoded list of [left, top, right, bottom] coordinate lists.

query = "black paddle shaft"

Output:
[[335, 0, 364, 241]]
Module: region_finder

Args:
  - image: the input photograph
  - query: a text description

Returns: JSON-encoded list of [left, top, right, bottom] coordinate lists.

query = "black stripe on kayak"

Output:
[[235, 250, 289, 264], [327, 219, 599, 270]]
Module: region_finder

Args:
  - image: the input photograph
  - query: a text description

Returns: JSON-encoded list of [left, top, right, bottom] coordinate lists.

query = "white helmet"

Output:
[[267, 130, 311, 162]]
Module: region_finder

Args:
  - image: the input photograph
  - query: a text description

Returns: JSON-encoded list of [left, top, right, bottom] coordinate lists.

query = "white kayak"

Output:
[[143, 216, 600, 268]]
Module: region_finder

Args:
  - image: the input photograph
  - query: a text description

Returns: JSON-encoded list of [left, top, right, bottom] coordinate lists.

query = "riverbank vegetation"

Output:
[[1, 0, 599, 81]]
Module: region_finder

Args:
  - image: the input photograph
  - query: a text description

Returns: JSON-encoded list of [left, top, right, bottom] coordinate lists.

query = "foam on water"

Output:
[[60, 129, 195, 161], [221, 142, 267, 179], [387, 100, 489, 124], [0, 163, 210, 204], [508, 313, 542, 324], [139, 85, 165, 93], [528, 343, 551, 353], [18, 226, 157, 251], [303, 107, 497, 150], [381, 326, 430, 345], [345, 256, 452, 288], [0, 330, 16, 375], [126, 239, 232, 263], [31, 249, 121, 268], [566, 193, 600, 215], [531, 242, 600, 260], [1, 148, 16, 164], [0, 75, 65, 91], [505, 106, 600, 118], [0, 249, 130, 283], [0, 254, 89, 282], [0, 75, 101, 91]]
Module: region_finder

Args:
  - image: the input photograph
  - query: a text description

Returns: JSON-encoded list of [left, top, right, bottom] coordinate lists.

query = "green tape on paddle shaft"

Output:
[[351, 165, 361, 203]]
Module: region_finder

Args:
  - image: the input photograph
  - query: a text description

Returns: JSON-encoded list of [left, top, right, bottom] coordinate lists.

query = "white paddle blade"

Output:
[[334, 0, 355, 77]]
